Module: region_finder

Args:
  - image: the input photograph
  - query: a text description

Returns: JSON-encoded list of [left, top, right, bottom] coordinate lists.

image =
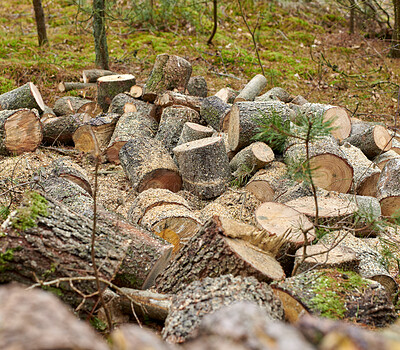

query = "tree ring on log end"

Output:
[[379, 196, 400, 218], [323, 106, 351, 141], [138, 169, 183, 193], [374, 125, 392, 152]]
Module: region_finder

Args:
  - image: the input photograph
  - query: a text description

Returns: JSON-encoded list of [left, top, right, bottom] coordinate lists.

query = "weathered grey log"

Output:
[[143, 54, 192, 102], [214, 87, 239, 104], [176, 122, 214, 147], [106, 111, 158, 163], [173, 137, 231, 199], [377, 158, 400, 217], [0, 109, 42, 155], [373, 149, 400, 170], [234, 74, 268, 103], [156, 216, 285, 294], [349, 117, 372, 137], [200, 95, 230, 130], [108, 92, 157, 118], [390, 138, 400, 154], [290, 95, 308, 105], [255, 87, 293, 103], [155, 91, 203, 113], [162, 275, 284, 344], [156, 106, 201, 154], [53, 96, 98, 116], [97, 74, 136, 111], [0, 285, 109, 350], [186, 75, 208, 97], [82, 68, 117, 83], [120, 136, 182, 193], [58, 81, 96, 92], [0, 82, 45, 111]]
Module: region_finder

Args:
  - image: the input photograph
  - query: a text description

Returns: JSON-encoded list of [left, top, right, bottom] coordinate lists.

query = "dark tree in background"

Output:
[[392, 0, 400, 57], [32, 0, 48, 46], [93, 0, 109, 69]]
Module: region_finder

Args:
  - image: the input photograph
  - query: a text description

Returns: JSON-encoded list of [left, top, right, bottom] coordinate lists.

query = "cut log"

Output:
[[290, 95, 309, 105], [340, 142, 381, 196], [377, 158, 400, 217], [73, 112, 120, 152], [156, 216, 286, 294], [108, 92, 157, 118], [177, 122, 214, 146], [234, 74, 268, 103], [186, 75, 208, 97], [143, 53, 192, 102], [0, 109, 42, 155], [274, 180, 313, 203], [230, 141, 274, 177], [0, 82, 45, 111], [373, 149, 400, 170], [97, 74, 136, 111], [162, 275, 284, 344], [58, 81, 96, 92], [155, 106, 201, 154], [345, 124, 392, 158], [349, 117, 372, 136], [120, 136, 182, 193], [255, 87, 293, 103], [53, 96, 98, 116], [0, 285, 109, 350], [129, 84, 144, 98], [273, 269, 396, 327], [199, 202, 235, 223], [300, 103, 351, 141], [200, 95, 230, 130], [226, 101, 294, 152], [284, 136, 353, 193], [106, 111, 158, 164], [40, 105, 56, 121], [173, 137, 231, 199], [82, 68, 117, 83], [215, 87, 239, 104], [155, 91, 203, 114], [390, 138, 400, 154]]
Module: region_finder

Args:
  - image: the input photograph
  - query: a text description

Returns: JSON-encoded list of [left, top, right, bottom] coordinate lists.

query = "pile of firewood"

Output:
[[1, 53, 400, 347]]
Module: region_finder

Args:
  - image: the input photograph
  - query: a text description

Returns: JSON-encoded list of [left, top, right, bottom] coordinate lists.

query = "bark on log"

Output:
[[156, 216, 285, 294], [284, 136, 353, 193], [377, 158, 400, 217], [97, 74, 136, 111], [234, 74, 268, 103], [226, 101, 294, 152], [186, 75, 208, 97], [200, 96, 230, 130], [106, 111, 158, 164], [173, 137, 231, 199], [155, 91, 203, 113], [120, 136, 182, 193], [274, 180, 314, 203], [0, 82, 45, 111], [373, 149, 400, 170], [58, 81, 96, 92], [53, 96, 98, 116], [143, 54, 192, 102], [129, 84, 144, 98], [255, 87, 293, 103], [108, 92, 157, 118], [0, 109, 42, 155], [0, 285, 109, 350], [390, 138, 400, 154], [345, 124, 392, 158], [82, 68, 117, 83], [40, 105, 56, 121], [349, 117, 372, 136], [177, 122, 214, 146], [214, 87, 239, 104], [162, 275, 284, 344], [290, 95, 309, 106]]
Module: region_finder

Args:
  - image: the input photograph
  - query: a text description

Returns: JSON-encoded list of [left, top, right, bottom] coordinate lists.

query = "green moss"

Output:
[[90, 316, 108, 331], [12, 192, 48, 231], [42, 286, 64, 297], [0, 247, 21, 272]]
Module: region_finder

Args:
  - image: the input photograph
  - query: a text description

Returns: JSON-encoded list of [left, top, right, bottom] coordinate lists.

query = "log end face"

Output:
[[139, 169, 182, 193]]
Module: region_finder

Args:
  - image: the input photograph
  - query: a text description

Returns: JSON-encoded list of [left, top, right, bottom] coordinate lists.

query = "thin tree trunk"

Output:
[[93, 0, 109, 69], [349, 0, 355, 34], [392, 0, 400, 57], [32, 0, 48, 46], [207, 0, 218, 45]]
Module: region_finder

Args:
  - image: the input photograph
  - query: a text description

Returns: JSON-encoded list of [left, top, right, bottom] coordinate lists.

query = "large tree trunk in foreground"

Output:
[[0, 82, 45, 111], [97, 74, 136, 111], [32, 0, 48, 46]]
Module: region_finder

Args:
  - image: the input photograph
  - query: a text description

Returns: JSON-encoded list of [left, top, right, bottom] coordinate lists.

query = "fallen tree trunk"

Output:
[[58, 81, 96, 93], [234, 74, 268, 103], [256, 87, 293, 103], [0, 82, 45, 111], [97, 74, 136, 111]]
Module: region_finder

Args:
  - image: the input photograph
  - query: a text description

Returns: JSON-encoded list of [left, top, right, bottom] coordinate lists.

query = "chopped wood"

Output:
[[373, 149, 400, 170], [40, 105, 56, 121], [53, 96, 98, 116], [214, 87, 238, 104], [186, 75, 208, 97], [58, 81, 96, 92], [255, 87, 293, 103], [349, 117, 372, 136], [290, 94, 309, 105], [108, 92, 157, 118], [155, 91, 203, 112], [0, 82, 45, 111], [234, 74, 268, 102], [97, 74, 136, 111], [176, 122, 214, 146], [377, 158, 400, 217], [129, 84, 144, 98], [82, 68, 117, 83], [200, 95, 230, 130]]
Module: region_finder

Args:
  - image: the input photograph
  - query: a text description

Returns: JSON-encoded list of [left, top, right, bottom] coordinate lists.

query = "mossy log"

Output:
[[255, 87, 293, 103], [173, 137, 231, 199], [143, 53, 192, 102], [0, 109, 42, 155], [58, 81, 96, 92], [106, 111, 158, 164], [373, 149, 400, 170], [186, 75, 208, 97], [97, 74, 136, 111], [0, 285, 109, 350], [200, 95, 231, 130], [215, 87, 238, 104], [53, 96, 98, 116], [273, 269, 396, 327], [155, 91, 203, 113], [234, 74, 268, 103], [156, 216, 285, 294], [177, 122, 214, 147], [82, 68, 117, 83], [162, 275, 284, 344], [120, 136, 182, 193], [0, 82, 45, 111], [377, 158, 400, 217], [108, 92, 157, 118]]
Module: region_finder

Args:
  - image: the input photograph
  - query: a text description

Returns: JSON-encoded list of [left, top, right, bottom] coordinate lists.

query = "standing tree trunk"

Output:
[[207, 0, 218, 45], [93, 0, 109, 69], [392, 0, 400, 57], [32, 0, 48, 46]]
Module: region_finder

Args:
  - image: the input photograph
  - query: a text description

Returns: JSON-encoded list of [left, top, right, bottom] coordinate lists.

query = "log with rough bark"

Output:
[[0, 285, 109, 350], [273, 269, 396, 327], [173, 137, 231, 199], [129, 84, 144, 98], [176, 122, 214, 146], [390, 138, 400, 154], [229, 141, 274, 177], [108, 92, 157, 118], [73, 112, 120, 152], [200, 96, 230, 130], [40, 105, 57, 121], [97, 74, 136, 111], [345, 124, 392, 158], [0, 109, 42, 155], [186, 75, 208, 97], [120, 136, 182, 193], [349, 117, 372, 136], [82, 68, 117, 83], [255, 87, 293, 103], [143, 53, 192, 102], [290, 94, 309, 106], [53, 96, 98, 116], [215, 87, 239, 104], [155, 91, 203, 113], [0, 82, 45, 111], [106, 111, 158, 164], [284, 136, 353, 193], [226, 101, 294, 152], [377, 158, 400, 217], [156, 106, 201, 154], [274, 181, 314, 203], [234, 74, 268, 103], [58, 81, 96, 92], [373, 149, 400, 170], [156, 216, 286, 294], [162, 275, 284, 344]]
